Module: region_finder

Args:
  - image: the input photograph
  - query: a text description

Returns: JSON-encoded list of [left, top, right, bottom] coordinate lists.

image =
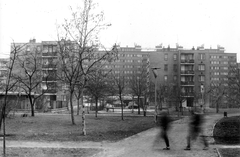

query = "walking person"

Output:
[[184, 110, 208, 150], [157, 110, 171, 150]]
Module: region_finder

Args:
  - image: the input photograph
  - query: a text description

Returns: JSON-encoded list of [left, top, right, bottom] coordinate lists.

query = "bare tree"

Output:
[[208, 82, 227, 113], [169, 86, 187, 117], [13, 46, 48, 117], [1, 42, 23, 156], [57, 0, 117, 135], [111, 73, 125, 120], [129, 68, 147, 115], [226, 65, 240, 108], [86, 69, 111, 117]]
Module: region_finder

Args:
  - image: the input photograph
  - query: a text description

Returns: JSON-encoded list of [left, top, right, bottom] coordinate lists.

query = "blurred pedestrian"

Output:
[[184, 111, 208, 150], [157, 110, 171, 150]]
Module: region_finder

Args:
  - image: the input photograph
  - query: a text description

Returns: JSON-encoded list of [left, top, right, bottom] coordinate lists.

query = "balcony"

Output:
[[181, 81, 194, 86], [42, 52, 58, 57], [42, 89, 57, 93], [181, 92, 194, 97], [42, 64, 57, 69], [180, 70, 194, 75], [42, 76, 57, 82], [180, 59, 194, 64]]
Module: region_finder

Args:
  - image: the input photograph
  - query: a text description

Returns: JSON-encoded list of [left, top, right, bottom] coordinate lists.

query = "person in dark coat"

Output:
[[184, 111, 208, 150], [157, 110, 171, 150]]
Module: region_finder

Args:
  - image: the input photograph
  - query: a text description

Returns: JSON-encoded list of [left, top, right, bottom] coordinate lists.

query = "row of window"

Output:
[[164, 54, 177, 61], [210, 61, 236, 65], [210, 55, 236, 59], [115, 59, 144, 63], [164, 53, 236, 61], [118, 54, 147, 57], [211, 78, 228, 81], [211, 72, 228, 75], [210, 66, 228, 70]]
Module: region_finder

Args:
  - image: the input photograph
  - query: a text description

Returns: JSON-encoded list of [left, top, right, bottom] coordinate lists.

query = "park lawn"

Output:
[[4, 113, 157, 142], [218, 148, 240, 157]]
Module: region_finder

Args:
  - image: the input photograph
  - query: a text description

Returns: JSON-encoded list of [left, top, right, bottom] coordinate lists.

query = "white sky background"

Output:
[[0, 0, 240, 61]]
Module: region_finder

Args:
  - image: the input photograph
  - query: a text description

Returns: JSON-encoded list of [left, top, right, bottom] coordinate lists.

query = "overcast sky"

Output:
[[1, 0, 240, 61]]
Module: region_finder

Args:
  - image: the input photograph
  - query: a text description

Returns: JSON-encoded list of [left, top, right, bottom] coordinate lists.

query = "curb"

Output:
[[215, 148, 222, 157]]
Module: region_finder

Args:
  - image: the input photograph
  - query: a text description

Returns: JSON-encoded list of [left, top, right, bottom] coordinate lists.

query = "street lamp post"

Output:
[[151, 67, 161, 122]]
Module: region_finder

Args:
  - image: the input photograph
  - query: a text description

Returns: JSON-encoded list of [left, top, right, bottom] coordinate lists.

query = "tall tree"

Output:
[[111, 73, 125, 120], [129, 68, 147, 115], [57, 0, 117, 135], [1, 42, 22, 156]]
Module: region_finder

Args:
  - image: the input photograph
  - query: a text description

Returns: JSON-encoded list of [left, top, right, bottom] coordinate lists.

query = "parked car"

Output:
[[126, 102, 138, 109]]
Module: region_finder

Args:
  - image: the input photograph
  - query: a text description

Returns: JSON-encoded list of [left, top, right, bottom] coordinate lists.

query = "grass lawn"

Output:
[[213, 116, 240, 144], [4, 113, 159, 142], [218, 148, 240, 157]]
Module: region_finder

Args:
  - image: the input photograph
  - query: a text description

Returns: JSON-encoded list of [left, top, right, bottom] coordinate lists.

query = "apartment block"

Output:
[[148, 45, 237, 108], [10, 39, 237, 110]]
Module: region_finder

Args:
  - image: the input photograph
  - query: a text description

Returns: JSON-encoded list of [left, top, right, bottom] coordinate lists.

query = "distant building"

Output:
[[9, 39, 238, 110], [10, 39, 67, 110], [149, 44, 237, 108], [0, 58, 9, 89]]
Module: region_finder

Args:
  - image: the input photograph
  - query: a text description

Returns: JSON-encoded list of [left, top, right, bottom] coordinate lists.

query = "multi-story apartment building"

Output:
[[104, 45, 150, 96], [149, 44, 237, 109], [10, 39, 237, 110], [11, 39, 67, 110], [0, 58, 9, 89]]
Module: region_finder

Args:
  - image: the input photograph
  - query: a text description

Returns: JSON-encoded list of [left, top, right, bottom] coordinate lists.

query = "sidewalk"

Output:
[[95, 113, 239, 157], [3, 113, 239, 157]]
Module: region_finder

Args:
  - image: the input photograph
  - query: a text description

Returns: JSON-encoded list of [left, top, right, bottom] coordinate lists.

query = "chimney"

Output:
[[29, 39, 36, 43]]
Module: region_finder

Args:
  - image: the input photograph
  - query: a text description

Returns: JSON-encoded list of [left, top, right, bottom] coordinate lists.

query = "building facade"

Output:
[[148, 45, 237, 109], [9, 39, 237, 110]]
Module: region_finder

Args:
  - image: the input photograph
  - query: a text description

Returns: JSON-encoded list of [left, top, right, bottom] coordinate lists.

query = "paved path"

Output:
[[3, 113, 240, 157]]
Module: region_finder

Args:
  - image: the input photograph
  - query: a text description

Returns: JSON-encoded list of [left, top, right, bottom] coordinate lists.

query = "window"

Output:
[[220, 72, 228, 75], [210, 61, 220, 64], [221, 61, 228, 64], [164, 64, 168, 71], [164, 54, 168, 61], [199, 75, 205, 81], [173, 75, 177, 81], [198, 64, 205, 70], [199, 53, 205, 60], [173, 64, 177, 72], [48, 46, 53, 53], [173, 54, 177, 61], [164, 75, 168, 82], [26, 46, 30, 52]]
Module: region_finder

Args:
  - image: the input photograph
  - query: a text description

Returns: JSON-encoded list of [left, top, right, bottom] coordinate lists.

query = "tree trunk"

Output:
[[81, 89, 86, 135], [69, 92, 75, 125], [77, 98, 80, 115], [0, 110, 3, 131], [29, 96, 35, 117], [120, 97, 124, 121], [95, 97, 98, 118], [137, 96, 140, 115]]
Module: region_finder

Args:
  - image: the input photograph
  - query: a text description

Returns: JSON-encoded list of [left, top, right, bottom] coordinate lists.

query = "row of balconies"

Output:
[[181, 92, 194, 97], [180, 70, 194, 74], [180, 81, 194, 86], [180, 59, 194, 63], [42, 52, 58, 57]]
